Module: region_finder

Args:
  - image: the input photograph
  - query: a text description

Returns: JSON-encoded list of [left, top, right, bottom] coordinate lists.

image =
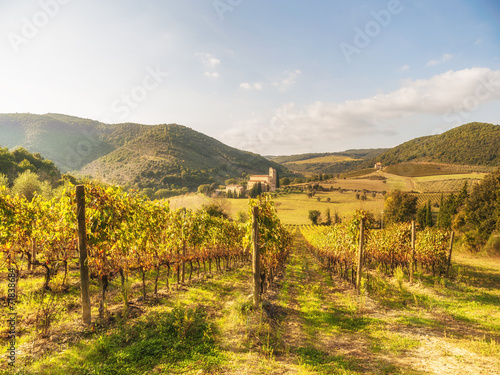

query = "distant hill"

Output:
[[268, 149, 388, 174], [0, 113, 285, 192], [0, 113, 117, 171], [80, 124, 285, 191], [368, 122, 500, 168]]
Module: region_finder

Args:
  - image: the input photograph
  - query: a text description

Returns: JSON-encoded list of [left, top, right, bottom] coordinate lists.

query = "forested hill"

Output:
[[368, 122, 500, 167], [0, 113, 284, 193], [0, 113, 115, 171], [80, 123, 285, 192], [0, 146, 61, 185]]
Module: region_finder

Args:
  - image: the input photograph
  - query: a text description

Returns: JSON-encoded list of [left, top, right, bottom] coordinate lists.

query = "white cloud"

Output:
[[204, 72, 220, 79], [273, 69, 301, 92], [399, 65, 410, 71], [426, 53, 454, 67], [239, 82, 263, 90], [474, 38, 483, 46], [195, 52, 221, 68], [223, 68, 500, 153]]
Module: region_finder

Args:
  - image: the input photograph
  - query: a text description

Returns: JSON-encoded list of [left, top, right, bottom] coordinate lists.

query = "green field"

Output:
[[285, 155, 358, 165], [385, 162, 494, 177], [412, 173, 486, 193], [169, 190, 385, 225], [168, 171, 484, 225]]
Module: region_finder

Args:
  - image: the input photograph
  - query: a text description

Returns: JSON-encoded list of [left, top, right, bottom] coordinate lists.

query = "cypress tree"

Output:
[[417, 205, 426, 228], [425, 199, 433, 227], [257, 182, 262, 196], [437, 193, 444, 227]]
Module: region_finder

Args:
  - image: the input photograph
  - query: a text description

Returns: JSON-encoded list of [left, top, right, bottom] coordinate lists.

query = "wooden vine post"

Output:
[[410, 220, 416, 284], [29, 238, 37, 271], [356, 218, 365, 292], [252, 206, 261, 308], [76, 185, 91, 325], [446, 232, 455, 277], [182, 240, 186, 284], [181, 208, 186, 284]]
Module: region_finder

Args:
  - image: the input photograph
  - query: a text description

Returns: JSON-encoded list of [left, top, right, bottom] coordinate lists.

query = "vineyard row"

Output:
[[0, 184, 292, 318], [301, 211, 453, 287]]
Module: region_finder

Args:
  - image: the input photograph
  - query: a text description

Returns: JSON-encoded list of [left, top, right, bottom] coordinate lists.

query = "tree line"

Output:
[[383, 171, 500, 251]]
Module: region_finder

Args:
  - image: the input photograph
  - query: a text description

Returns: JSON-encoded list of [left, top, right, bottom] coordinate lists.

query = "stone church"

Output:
[[247, 167, 277, 192]]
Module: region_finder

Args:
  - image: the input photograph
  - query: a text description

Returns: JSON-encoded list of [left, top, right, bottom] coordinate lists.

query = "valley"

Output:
[[1, 114, 500, 374], [169, 168, 487, 225]]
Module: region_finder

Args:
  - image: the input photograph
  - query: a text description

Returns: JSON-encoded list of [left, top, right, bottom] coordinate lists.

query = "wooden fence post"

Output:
[[76, 185, 91, 325], [356, 219, 365, 292], [446, 232, 455, 277], [410, 220, 416, 284], [252, 206, 261, 308]]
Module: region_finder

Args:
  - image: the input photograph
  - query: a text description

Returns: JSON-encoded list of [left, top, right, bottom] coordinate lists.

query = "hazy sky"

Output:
[[1, 0, 499, 155]]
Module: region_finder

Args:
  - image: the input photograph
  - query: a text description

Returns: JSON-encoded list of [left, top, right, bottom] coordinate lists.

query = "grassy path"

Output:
[[274, 231, 500, 375], [276, 231, 424, 374]]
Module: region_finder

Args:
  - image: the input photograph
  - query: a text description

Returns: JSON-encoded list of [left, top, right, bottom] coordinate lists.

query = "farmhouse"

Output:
[[247, 167, 277, 192], [374, 162, 382, 170]]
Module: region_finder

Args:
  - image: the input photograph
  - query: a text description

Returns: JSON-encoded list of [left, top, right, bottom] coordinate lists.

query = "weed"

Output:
[[29, 306, 225, 374], [295, 346, 358, 374], [371, 331, 421, 355], [394, 266, 405, 291], [33, 290, 63, 337]]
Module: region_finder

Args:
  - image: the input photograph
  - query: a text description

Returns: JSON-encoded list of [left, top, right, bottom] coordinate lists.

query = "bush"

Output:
[[308, 210, 321, 225], [0, 173, 8, 187], [384, 190, 417, 224], [11, 170, 52, 201], [201, 199, 230, 219], [483, 234, 500, 255]]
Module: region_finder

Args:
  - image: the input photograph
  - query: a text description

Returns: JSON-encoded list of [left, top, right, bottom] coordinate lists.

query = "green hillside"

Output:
[[0, 146, 61, 186], [81, 124, 285, 191], [0, 113, 285, 193], [369, 122, 500, 168], [0, 113, 116, 171]]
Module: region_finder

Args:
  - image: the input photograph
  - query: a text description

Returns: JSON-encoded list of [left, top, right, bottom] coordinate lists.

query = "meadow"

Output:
[[169, 189, 386, 226], [169, 171, 482, 225], [284, 155, 359, 165]]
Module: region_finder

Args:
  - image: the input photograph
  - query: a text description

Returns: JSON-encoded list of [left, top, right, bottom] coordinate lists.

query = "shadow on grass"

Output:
[[367, 270, 500, 341], [27, 306, 225, 375], [295, 346, 360, 374], [294, 345, 426, 375], [306, 306, 381, 332]]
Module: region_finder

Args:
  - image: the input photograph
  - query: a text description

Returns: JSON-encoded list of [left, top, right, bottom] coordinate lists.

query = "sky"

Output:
[[0, 0, 499, 156]]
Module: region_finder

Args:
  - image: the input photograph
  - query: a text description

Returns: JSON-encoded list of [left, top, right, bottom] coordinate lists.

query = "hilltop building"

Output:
[[247, 167, 277, 192], [374, 162, 382, 170]]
